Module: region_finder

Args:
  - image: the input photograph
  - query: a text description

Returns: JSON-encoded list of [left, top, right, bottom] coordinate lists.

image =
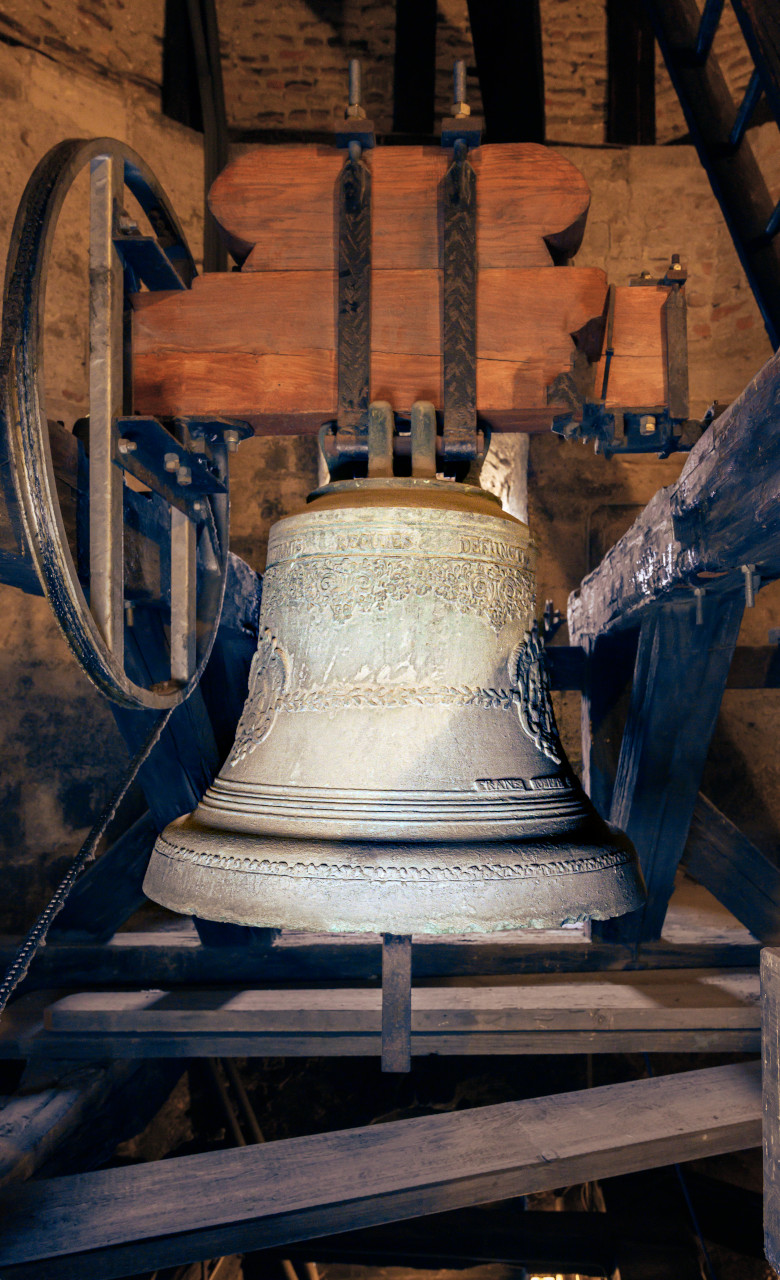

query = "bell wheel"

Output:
[[1, 137, 248, 711]]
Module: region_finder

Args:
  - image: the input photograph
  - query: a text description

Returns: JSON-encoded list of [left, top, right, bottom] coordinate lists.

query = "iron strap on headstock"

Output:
[[323, 60, 484, 477], [441, 60, 482, 464]]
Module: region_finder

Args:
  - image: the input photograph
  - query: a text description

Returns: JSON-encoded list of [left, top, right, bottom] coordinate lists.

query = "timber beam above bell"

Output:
[[131, 142, 679, 436]]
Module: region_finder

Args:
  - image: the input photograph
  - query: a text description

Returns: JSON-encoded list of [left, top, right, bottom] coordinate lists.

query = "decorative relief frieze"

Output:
[[262, 554, 533, 631], [156, 834, 632, 882], [272, 684, 517, 713]]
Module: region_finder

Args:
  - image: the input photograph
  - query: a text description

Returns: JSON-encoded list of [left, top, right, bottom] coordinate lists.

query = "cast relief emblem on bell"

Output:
[[510, 627, 562, 766], [229, 628, 290, 765]]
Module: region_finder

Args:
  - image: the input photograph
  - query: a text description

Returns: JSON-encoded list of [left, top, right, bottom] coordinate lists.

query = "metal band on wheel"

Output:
[[0, 137, 231, 710]]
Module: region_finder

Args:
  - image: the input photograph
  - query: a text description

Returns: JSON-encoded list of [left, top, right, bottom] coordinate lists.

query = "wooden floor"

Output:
[[0, 1059, 762, 1280]]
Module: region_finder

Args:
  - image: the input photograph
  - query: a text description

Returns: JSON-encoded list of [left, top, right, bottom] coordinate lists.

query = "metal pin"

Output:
[[694, 587, 705, 625], [124, 600, 135, 628], [349, 58, 361, 108], [453, 59, 467, 108], [742, 563, 757, 608]]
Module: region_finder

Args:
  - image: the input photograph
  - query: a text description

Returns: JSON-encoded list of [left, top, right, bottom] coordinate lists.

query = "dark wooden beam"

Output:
[[579, 630, 638, 818], [0, 1059, 183, 1186], [683, 792, 780, 943], [764, 947, 780, 1272], [49, 811, 159, 942], [607, 0, 656, 143], [162, 0, 228, 271], [731, 0, 780, 130], [569, 345, 780, 639], [0, 1061, 761, 1279], [643, 0, 780, 347], [596, 594, 744, 943], [392, 0, 437, 135], [0, 922, 762, 995], [4, 969, 756, 1060], [466, 0, 545, 142]]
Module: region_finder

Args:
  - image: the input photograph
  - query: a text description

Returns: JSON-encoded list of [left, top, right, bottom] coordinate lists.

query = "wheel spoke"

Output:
[[88, 153, 125, 662]]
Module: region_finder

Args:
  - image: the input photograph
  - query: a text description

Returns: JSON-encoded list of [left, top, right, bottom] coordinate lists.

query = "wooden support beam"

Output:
[[131, 268, 667, 433], [597, 595, 744, 943], [208, 144, 589, 269], [683, 794, 780, 943], [607, 0, 656, 144], [646, 0, 780, 346], [0, 969, 755, 1061], [381, 934, 412, 1072], [0, 1059, 182, 1186], [569, 345, 780, 641], [466, 0, 545, 144], [764, 948, 780, 1272], [0, 1060, 762, 1279], [0, 907, 762, 995], [731, 0, 780, 129], [49, 811, 158, 941], [579, 630, 638, 818], [0, 1063, 137, 1187]]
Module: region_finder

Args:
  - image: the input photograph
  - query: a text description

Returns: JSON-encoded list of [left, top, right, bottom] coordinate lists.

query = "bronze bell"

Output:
[[144, 404, 645, 935]]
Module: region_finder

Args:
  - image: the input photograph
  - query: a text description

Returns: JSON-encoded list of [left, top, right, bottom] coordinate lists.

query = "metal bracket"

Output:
[[552, 254, 691, 456], [441, 61, 480, 466]]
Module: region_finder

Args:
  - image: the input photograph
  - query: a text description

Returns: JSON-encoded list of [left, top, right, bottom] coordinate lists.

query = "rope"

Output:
[[0, 709, 173, 1017]]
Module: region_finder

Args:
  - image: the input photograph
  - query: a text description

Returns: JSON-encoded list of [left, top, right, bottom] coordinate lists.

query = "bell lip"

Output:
[[306, 476, 527, 525], [143, 814, 647, 935]]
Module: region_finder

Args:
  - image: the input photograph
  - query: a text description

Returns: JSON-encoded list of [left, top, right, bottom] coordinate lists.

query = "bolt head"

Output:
[[164, 452, 179, 472], [118, 438, 137, 455], [177, 466, 192, 486], [224, 429, 240, 453]]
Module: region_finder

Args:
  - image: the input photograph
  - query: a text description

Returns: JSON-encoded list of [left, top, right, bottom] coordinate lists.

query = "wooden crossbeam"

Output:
[[596, 595, 745, 944], [467, 0, 545, 144], [131, 267, 665, 432], [49, 810, 158, 941], [568, 345, 780, 640], [763, 948, 780, 1270], [0, 1058, 182, 1187], [0, 913, 762, 997], [0, 1060, 762, 1279], [208, 144, 590, 269], [683, 794, 780, 944], [0, 969, 757, 1060]]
